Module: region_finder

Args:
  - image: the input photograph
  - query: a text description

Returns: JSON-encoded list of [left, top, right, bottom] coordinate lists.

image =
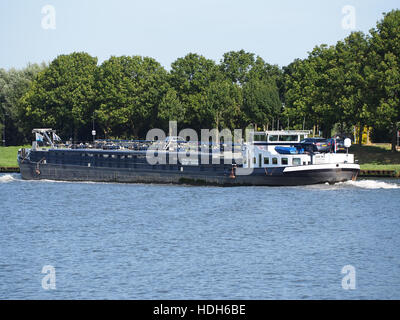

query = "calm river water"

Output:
[[0, 173, 399, 299]]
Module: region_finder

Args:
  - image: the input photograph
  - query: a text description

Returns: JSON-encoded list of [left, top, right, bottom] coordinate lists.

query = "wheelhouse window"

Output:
[[293, 158, 301, 166], [254, 134, 267, 142], [279, 135, 299, 142], [269, 135, 279, 142]]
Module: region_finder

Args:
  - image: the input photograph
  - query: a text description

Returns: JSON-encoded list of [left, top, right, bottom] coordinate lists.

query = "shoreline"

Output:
[[0, 167, 20, 173]]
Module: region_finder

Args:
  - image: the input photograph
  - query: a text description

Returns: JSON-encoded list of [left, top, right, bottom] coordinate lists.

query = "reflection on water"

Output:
[[1, 173, 400, 299]]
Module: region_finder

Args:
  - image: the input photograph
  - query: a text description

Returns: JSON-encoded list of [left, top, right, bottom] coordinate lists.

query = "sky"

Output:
[[0, 0, 398, 70]]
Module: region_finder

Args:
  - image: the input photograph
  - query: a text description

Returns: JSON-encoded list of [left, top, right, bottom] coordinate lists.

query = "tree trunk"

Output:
[[104, 127, 110, 139], [358, 124, 364, 146], [391, 124, 398, 152], [215, 115, 219, 145], [323, 124, 332, 138], [73, 126, 78, 143], [133, 127, 139, 139]]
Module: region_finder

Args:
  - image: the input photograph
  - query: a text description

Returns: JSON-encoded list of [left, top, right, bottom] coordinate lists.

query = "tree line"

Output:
[[0, 10, 399, 150]]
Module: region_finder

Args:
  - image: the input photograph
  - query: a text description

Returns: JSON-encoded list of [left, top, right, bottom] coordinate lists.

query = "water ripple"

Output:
[[1, 173, 400, 299]]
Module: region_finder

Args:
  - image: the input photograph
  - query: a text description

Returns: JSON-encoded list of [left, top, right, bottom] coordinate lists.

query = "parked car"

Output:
[[300, 138, 332, 153], [333, 138, 344, 151], [330, 136, 351, 152], [102, 143, 120, 150]]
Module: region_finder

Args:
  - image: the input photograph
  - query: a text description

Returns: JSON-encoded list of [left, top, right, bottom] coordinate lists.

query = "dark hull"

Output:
[[19, 162, 359, 186]]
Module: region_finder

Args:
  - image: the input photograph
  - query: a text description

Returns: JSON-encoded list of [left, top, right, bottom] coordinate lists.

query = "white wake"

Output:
[[0, 174, 20, 183], [343, 179, 400, 189]]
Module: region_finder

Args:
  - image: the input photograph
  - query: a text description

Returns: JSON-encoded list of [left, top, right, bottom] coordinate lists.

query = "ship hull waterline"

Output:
[[19, 162, 360, 186]]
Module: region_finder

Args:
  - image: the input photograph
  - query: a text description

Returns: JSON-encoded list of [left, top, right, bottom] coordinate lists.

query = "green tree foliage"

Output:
[[369, 10, 400, 151], [0, 69, 8, 144], [204, 79, 242, 130], [158, 88, 185, 131], [242, 76, 281, 129], [220, 50, 283, 129], [20, 52, 97, 141], [95, 55, 168, 138], [0, 63, 46, 145], [168, 53, 219, 131], [308, 45, 343, 137], [285, 44, 349, 137], [284, 10, 400, 149], [283, 58, 318, 131], [335, 31, 372, 144], [220, 50, 255, 86]]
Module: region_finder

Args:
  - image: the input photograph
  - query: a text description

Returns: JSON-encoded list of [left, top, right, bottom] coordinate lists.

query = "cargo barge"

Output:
[[18, 129, 360, 186]]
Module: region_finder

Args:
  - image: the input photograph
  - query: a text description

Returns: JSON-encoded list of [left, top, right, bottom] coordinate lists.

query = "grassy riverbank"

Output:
[[350, 144, 400, 174], [0, 146, 29, 167]]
